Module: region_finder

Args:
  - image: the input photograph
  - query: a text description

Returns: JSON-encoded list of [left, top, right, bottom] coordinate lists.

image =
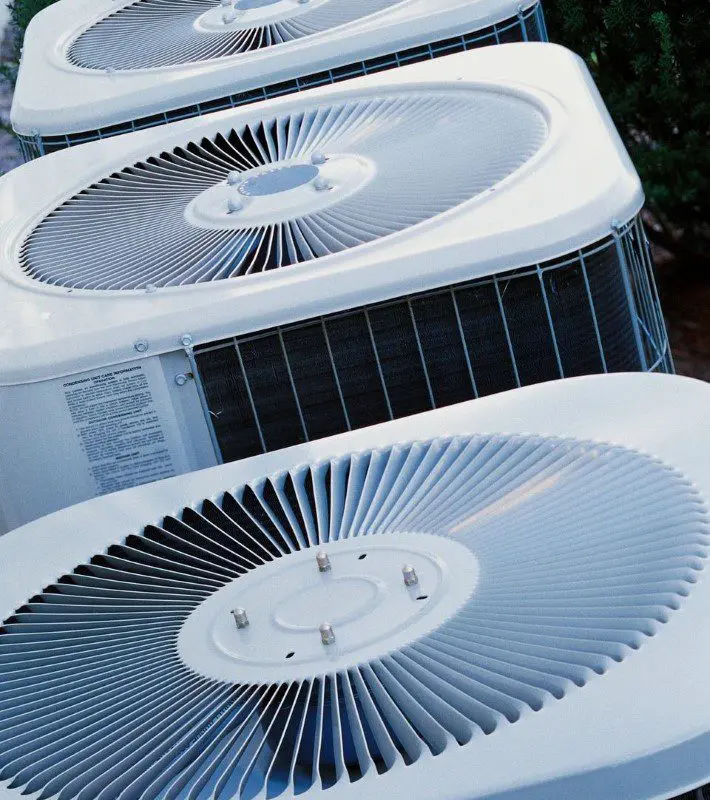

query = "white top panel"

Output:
[[0, 46, 643, 384], [1, 373, 710, 800], [12, 0, 536, 133]]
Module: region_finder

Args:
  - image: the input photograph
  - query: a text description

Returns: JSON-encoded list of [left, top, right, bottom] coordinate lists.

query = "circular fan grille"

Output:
[[1, 435, 707, 799], [68, 0, 406, 70], [20, 91, 548, 290]]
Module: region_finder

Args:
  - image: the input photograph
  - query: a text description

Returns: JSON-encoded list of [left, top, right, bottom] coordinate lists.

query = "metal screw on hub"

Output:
[[320, 623, 336, 646], [311, 152, 327, 166], [228, 197, 244, 214], [316, 551, 331, 573], [313, 177, 332, 192], [232, 608, 249, 629], [402, 565, 419, 587], [227, 171, 242, 187]]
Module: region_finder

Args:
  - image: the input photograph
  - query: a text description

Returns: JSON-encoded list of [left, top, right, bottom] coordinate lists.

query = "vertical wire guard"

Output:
[[451, 290, 479, 398], [493, 276, 522, 387], [537, 263, 565, 378], [365, 309, 395, 421], [17, 137, 30, 162], [535, 1, 549, 41], [194, 214, 671, 465], [184, 343, 225, 465], [632, 217, 674, 373], [624, 223, 662, 370], [17, 133, 43, 162], [612, 221, 649, 371], [277, 328, 309, 443], [517, 5, 530, 42], [578, 247, 609, 374], [34, 130, 45, 158], [235, 340, 268, 453], [407, 300, 437, 410], [321, 320, 353, 432]]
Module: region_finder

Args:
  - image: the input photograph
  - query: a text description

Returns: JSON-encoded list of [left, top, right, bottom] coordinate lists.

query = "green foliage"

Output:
[[7, 0, 56, 43], [546, 1, 710, 267]]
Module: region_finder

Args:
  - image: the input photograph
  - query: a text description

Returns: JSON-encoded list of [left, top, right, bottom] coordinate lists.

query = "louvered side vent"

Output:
[[20, 91, 547, 288], [1, 434, 708, 798], [16, 3, 547, 160], [193, 216, 672, 464]]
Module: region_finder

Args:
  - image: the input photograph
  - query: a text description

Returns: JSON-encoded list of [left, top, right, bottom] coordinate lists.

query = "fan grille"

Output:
[[68, 0, 407, 70], [20, 90, 548, 289], [1, 434, 707, 799], [194, 217, 673, 465]]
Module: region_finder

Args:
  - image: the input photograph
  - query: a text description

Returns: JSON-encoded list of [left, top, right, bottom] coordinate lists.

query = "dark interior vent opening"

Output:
[[193, 215, 673, 465]]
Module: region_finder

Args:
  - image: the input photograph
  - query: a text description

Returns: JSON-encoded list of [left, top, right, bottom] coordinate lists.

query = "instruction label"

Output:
[[62, 362, 183, 495]]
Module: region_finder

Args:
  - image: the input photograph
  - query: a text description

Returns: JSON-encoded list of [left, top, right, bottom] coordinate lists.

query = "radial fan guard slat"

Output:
[[0, 433, 708, 799]]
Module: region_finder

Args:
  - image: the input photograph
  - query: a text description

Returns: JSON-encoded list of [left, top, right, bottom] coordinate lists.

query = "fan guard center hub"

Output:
[[195, 0, 330, 34], [238, 164, 319, 196], [179, 532, 479, 682], [184, 154, 376, 230]]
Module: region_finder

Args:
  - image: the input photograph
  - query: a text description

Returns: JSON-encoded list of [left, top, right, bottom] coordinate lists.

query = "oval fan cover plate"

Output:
[[20, 90, 548, 290], [1, 433, 708, 799]]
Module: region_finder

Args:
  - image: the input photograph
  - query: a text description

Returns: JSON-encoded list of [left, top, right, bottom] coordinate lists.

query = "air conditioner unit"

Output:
[[11, 0, 548, 160], [0, 45, 673, 533], [1, 373, 709, 800]]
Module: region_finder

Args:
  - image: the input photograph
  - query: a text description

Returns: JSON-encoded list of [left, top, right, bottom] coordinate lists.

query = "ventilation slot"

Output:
[[0, 434, 707, 798], [15, 3, 548, 160], [194, 216, 672, 464]]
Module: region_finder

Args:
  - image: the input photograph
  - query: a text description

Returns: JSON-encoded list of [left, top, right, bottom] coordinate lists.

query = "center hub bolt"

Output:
[[320, 623, 336, 646], [232, 607, 249, 629], [313, 176, 333, 192], [402, 565, 419, 587]]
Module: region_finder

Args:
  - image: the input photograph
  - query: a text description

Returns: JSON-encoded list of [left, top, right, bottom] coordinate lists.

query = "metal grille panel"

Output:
[[16, 3, 547, 161], [193, 216, 673, 465], [0, 434, 706, 799]]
